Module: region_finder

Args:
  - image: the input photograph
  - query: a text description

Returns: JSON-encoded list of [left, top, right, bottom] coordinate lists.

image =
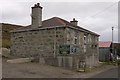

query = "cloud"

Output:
[[0, 1, 118, 42]]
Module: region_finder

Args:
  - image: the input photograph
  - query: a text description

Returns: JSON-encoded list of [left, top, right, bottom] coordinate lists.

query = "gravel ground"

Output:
[[2, 48, 118, 78], [2, 57, 118, 78], [2, 57, 79, 78]]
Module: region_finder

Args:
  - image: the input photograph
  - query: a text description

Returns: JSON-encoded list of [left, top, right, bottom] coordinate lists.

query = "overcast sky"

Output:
[[0, 0, 119, 43]]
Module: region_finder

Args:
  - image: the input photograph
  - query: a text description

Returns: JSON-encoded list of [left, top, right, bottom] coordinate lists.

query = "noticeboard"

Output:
[[71, 47, 76, 53], [59, 45, 70, 54]]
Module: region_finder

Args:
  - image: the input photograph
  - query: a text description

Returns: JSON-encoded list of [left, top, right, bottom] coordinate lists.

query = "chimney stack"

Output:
[[70, 18, 78, 26], [31, 3, 43, 28]]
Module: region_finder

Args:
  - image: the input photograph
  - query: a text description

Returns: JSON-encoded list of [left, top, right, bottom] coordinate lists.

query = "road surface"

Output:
[[91, 67, 119, 78]]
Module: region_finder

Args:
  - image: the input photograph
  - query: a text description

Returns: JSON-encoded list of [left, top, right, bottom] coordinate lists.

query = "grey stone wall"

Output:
[[11, 26, 99, 68], [39, 56, 83, 69], [65, 28, 84, 54], [65, 27, 99, 67], [10, 27, 65, 58]]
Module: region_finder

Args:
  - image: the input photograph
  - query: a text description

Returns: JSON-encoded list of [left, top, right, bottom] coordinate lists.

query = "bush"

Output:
[[115, 61, 120, 65], [99, 60, 106, 62]]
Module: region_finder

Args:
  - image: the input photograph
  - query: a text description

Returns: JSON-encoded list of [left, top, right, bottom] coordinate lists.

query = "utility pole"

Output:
[[112, 27, 115, 61], [112, 27, 114, 47]]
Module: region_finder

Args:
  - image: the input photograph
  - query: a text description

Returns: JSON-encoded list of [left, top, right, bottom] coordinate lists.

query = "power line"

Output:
[[80, 2, 117, 24], [90, 3, 117, 18]]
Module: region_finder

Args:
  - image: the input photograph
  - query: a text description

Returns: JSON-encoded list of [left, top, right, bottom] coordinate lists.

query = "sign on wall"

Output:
[[71, 47, 76, 53], [59, 45, 70, 54]]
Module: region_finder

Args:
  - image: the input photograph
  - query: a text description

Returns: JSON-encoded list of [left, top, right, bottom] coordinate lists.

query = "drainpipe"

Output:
[[54, 27, 56, 58]]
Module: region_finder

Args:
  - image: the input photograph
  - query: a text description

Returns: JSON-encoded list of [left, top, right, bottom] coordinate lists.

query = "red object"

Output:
[[34, 3, 40, 7], [73, 18, 75, 21], [99, 42, 112, 48], [110, 53, 112, 59], [34, 4, 37, 7], [37, 3, 40, 7]]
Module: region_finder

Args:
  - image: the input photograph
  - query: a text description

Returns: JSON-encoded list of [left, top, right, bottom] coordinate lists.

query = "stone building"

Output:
[[10, 3, 100, 68]]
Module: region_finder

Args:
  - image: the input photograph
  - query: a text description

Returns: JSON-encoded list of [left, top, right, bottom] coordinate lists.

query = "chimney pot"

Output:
[[34, 4, 37, 7], [70, 18, 78, 26], [73, 18, 75, 21], [37, 3, 40, 7]]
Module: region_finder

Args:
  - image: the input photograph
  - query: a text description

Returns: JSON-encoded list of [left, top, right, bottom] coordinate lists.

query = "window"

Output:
[[74, 32, 77, 37], [88, 37, 91, 43], [95, 45, 97, 48], [84, 34, 87, 53], [74, 32, 77, 44], [93, 36, 95, 42], [84, 35, 86, 44], [74, 38, 77, 44], [67, 32, 70, 38], [96, 37, 98, 42], [84, 45, 86, 53], [56, 35, 58, 37]]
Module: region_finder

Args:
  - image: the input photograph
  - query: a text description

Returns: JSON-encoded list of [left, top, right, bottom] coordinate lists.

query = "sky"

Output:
[[0, 0, 119, 43]]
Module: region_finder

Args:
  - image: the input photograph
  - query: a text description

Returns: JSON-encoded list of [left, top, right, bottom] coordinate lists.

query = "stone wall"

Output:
[[39, 56, 84, 69], [65, 27, 99, 67], [10, 27, 65, 58], [11, 26, 99, 68], [65, 27, 84, 54], [39, 54, 98, 69]]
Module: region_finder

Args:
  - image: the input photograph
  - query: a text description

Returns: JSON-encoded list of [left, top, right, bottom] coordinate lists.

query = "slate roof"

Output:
[[99, 42, 112, 48], [10, 17, 99, 36]]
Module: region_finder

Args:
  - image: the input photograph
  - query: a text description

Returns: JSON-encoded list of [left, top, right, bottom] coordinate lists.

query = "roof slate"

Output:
[[10, 17, 99, 36]]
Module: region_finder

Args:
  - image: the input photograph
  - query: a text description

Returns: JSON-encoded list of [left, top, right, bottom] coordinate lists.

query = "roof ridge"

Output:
[[42, 17, 55, 22], [55, 17, 66, 26], [10, 17, 66, 32], [10, 17, 99, 36]]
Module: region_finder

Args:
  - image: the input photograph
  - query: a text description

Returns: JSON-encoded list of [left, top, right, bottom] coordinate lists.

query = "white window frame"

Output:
[[74, 32, 77, 44], [84, 35, 87, 44], [84, 45, 86, 53]]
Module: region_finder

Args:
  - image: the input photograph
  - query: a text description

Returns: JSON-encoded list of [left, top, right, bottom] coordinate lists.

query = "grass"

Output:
[[114, 60, 120, 65], [99, 60, 106, 62], [99, 60, 120, 66], [2, 39, 10, 48], [1, 23, 23, 48]]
